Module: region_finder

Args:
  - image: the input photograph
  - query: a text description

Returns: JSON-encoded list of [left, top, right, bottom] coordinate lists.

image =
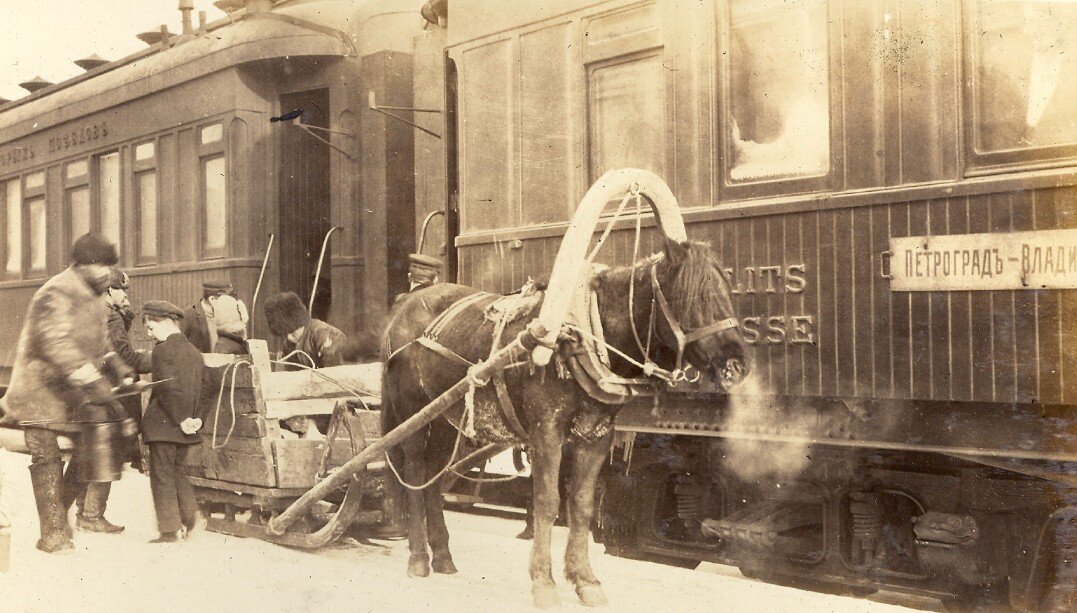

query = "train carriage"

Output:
[[0, 0, 428, 381], [415, 0, 1076, 609]]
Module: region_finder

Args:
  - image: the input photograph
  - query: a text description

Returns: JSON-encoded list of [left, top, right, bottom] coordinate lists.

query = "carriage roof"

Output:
[[0, 0, 422, 142]]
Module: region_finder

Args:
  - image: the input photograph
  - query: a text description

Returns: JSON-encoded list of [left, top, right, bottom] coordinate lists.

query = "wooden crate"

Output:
[[184, 341, 383, 491]]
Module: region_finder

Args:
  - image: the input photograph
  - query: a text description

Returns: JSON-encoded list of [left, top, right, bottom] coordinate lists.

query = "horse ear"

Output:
[[664, 238, 689, 264]]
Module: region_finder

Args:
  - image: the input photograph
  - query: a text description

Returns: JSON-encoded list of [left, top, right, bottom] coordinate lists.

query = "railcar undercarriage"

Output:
[[597, 435, 1076, 612]]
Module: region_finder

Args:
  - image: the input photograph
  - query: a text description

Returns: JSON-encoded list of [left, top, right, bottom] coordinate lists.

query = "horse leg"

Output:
[[529, 423, 565, 609], [564, 434, 613, 607], [400, 434, 431, 578], [425, 427, 458, 574]]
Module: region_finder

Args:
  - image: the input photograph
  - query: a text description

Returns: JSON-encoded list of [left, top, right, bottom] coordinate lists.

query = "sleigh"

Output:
[[182, 340, 407, 547]]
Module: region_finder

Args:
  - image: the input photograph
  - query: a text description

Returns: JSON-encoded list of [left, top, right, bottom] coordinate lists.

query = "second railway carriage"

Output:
[[415, 0, 1076, 610], [0, 0, 426, 380]]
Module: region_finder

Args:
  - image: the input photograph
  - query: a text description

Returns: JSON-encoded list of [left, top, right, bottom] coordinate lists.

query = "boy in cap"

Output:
[[182, 280, 249, 354], [141, 300, 205, 543]]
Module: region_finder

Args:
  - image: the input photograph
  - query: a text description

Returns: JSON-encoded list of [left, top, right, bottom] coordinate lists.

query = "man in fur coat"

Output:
[[0, 234, 133, 552]]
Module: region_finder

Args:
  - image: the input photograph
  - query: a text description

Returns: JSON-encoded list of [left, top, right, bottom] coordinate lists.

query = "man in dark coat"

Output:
[[141, 300, 205, 543], [393, 253, 443, 305], [264, 291, 347, 438], [105, 270, 151, 469], [0, 234, 133, 552], [264, 291, 346, 368], [181, 280, 249, 354]]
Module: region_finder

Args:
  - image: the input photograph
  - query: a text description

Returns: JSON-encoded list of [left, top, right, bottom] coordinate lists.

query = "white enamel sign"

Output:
[[888, 229, 1077, 291]]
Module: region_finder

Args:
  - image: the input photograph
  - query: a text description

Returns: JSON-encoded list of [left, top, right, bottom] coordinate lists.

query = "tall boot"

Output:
[[61, 460, 84, 539], [28, 461, 74, 553], [78, 482, 124, 533]]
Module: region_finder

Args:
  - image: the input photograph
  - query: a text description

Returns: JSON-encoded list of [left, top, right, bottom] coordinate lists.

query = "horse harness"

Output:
[[397, 290, 533, 440], [392, 257, 739, 438]]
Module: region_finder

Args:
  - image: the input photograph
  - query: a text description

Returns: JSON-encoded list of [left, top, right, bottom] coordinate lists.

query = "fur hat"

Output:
[[264, 291, 310, 337], [71, 233, 118, 266], [142, 300, 184, 321]]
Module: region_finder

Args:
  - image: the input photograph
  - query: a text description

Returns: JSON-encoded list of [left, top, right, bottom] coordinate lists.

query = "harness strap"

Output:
[[492, 371, 528, 438], [413, 291, 530, 440], [650, 264, 689, 369], [649, 263, 739, 371], [414, 336, 473, 368], [684, 317, 740, 343]]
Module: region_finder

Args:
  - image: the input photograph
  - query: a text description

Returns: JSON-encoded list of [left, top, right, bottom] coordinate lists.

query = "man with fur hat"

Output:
[[264, 292, 347, 439], [181, 280, 249, 354], [264, 291, 346, 369], [0, 233, 134, 552]]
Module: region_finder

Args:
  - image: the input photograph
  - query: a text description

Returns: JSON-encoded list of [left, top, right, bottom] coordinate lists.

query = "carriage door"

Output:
[[278, 88, 332, 321]]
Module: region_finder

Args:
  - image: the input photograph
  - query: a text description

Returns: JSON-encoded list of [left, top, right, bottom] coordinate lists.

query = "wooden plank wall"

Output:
[[457, 184, 1077, 406]]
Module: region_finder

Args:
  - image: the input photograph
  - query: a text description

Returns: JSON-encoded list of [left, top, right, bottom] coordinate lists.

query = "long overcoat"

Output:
[[181, 301, 214, 354], [1, 267, 113, 430]]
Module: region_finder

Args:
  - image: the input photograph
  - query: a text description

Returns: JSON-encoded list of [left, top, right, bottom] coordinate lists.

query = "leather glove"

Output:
[[79, 377, 116, 407], [102, 351, 135, 385]]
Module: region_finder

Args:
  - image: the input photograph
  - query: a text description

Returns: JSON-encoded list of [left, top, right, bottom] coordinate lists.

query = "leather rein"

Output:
[[633, 259, 739, 384]]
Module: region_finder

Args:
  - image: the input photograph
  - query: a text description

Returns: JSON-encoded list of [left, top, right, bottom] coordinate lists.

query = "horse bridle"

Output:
[[624, 257, 740, 383], [648, 261, 740, 383]]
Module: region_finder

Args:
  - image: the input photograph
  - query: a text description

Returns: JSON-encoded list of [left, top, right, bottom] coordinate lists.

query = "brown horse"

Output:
[[381, 237, 749, 608]]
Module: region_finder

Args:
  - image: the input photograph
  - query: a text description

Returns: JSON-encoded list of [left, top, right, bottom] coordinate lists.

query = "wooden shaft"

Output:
[[309, 226, 342, 314], [250, 233, 274, 325], [266, 330, 539, 535], [439, 443, 511, 493]]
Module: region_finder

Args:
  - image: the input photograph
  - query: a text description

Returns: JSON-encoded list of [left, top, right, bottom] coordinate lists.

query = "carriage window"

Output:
[[588, 54, 665, 181], [972, 0, 1077, 154], [202, 155, 226, 255], [4, 179, 21, 274], [27, 197, 46, 271], [68, 187, 91, 240], [136, 172, 157, 260], [725, 0, 830, 183], [97, 152, 121, 251], [24, 171, 44, 190], [65, 160, 88, 180], [200, 123, 223, 145], [135, 142, 155, 161]]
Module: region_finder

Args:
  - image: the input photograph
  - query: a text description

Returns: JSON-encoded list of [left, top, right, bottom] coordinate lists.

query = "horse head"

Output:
[[650, 237, 751, 390]]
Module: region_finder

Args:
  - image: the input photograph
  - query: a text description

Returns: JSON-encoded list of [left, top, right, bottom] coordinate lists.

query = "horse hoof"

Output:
[[576, 583, 608, 607], [407, 554, 431, 578], [516, 527, 534, 540], [532, 585, 562, 609], [432, 556, 458, 574]]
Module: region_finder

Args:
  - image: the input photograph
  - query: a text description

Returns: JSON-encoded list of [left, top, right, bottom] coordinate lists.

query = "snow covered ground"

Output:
[[0, 449, 940, 612]]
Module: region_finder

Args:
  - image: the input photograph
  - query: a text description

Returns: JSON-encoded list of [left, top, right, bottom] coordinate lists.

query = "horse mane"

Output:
[[663, 240, 731, 327]]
